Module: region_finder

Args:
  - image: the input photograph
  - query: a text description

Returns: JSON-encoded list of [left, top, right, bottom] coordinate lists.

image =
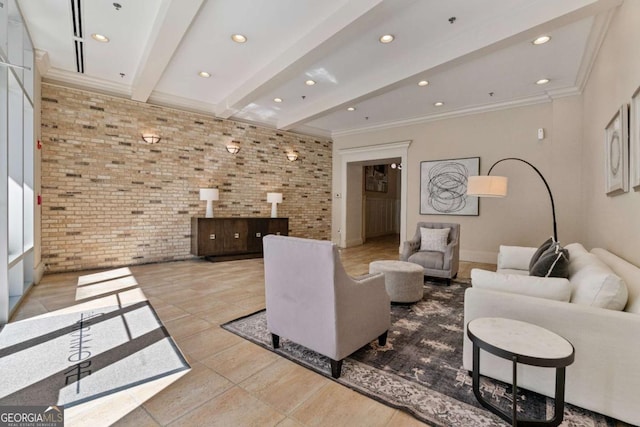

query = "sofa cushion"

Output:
[[497, 245, 537, 271], [419, 227, 449, 252], [496, 268, 530, 276], [591, 248, 640, 314], [530, 244, 570, 278], [569, 253, 628, 310], [566, 242, 589, 260], [471, 269, 571, 301], [408, 251, 444, 270], [529, 237, 555, 271]]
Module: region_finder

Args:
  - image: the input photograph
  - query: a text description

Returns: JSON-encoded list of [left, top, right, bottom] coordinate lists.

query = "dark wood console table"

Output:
[[191, 217, 288, 261]]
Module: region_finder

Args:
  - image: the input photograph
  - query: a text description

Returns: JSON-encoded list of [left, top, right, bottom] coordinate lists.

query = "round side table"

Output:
[[368, 260, 424, 303], [466, 317, 575, 427]]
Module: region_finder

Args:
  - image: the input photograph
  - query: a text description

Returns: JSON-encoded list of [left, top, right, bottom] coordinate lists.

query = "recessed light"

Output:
[[536, 78, 550, 85], [198, 71, 211, 78], [231, 34, 247, 43], [347, 107, 356, 111], [532, 35, 551, 45], [434, 101, 444, 107], [305, 79, 316, 86], [418, 80, 429, 87], [273, 98, 283, 103], [91, 33, 109, 43], [379, 34, 394, 44]]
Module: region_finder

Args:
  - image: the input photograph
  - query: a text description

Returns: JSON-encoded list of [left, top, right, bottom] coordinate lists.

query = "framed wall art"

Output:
[[420, 157, 479, 215], [631, 86, 640, 190], [604, 104, 629, 196], [364, 165, 388, 193]]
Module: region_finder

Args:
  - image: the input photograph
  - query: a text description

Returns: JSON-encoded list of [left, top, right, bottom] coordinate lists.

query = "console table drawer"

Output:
[[191, 217, 289, 260]]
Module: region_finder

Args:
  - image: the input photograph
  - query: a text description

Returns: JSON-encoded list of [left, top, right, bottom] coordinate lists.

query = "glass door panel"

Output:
[[0, 0, 8, 58], [7, 72, 22, 261], [23, 95, 33, 250], [7, 0, 23, 83]]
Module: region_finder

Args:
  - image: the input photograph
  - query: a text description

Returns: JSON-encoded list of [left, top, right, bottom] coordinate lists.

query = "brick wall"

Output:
[[40, 84, 332, 272]]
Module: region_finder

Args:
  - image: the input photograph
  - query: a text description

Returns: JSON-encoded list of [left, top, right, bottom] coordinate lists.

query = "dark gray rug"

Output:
[[0, 297, 190, 408], [222, 280, 616, 427]]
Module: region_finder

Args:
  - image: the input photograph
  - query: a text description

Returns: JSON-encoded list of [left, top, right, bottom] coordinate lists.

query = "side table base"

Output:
[[472, 344, 567, 427]]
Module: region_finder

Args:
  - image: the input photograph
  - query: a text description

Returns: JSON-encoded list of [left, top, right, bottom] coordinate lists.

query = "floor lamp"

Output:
[[466, 157, 558, 242]]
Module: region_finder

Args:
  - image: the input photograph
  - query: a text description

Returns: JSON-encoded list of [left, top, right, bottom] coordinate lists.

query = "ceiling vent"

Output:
[[70, 0, 84, 73]]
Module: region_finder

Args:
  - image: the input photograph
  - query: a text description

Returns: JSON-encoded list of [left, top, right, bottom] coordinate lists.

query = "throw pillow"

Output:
[[568, 252, 628, 310], [420, 227, 450, 252], [530, 243, 570, 278], [529, 237, 555, 272]]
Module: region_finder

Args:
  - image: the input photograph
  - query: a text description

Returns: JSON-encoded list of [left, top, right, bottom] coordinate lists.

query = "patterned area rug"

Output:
[[222, 280, 616, 427]]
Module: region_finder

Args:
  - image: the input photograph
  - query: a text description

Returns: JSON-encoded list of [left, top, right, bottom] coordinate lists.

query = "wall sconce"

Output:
[[267, 192, 283, 218], [226, 142, 240, 154], [286, 152, 298, 161], [199, 188, 219, 218], [141, 133, 161, 144]]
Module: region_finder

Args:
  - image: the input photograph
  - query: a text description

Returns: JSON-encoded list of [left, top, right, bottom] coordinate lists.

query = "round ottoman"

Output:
[[369, 260, 424, 303]]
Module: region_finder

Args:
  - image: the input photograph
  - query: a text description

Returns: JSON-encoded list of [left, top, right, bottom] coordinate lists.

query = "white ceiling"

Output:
[[18, 0, 622, 138]]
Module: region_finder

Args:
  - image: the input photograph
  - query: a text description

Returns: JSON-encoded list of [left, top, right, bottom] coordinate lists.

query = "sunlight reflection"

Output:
[[0, 264, 190, 427], [306, 67, 338, 84], [77, 267, 133, 287], [75, 275, 139, 301]]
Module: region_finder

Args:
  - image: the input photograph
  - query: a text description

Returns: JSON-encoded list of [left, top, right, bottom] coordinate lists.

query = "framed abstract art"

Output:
[[604, 104, 629, 196], [631, 86, 640, 190], [420, 157, 479, 215]]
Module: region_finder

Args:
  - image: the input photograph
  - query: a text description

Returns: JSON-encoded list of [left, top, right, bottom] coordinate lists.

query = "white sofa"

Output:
[[463, 243, 640, 426]]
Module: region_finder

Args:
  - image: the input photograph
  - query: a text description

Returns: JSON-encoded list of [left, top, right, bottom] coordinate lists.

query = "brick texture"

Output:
[[40, 84, 332, 272]]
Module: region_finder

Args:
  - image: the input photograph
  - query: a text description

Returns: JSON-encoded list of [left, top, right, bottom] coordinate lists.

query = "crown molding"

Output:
[[331, 94, 553, 138], [574, 8, 616, 93], [34, 49, 50, 75], [547, 86, 582, 99], [43, 67, 132, 98], [147, 91, 217, 116], [337, 140, 411, 156], [288, 124, 332, 139]]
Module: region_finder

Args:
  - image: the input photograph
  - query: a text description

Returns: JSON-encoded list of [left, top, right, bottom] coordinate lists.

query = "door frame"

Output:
[[337, 140, 411, 251]]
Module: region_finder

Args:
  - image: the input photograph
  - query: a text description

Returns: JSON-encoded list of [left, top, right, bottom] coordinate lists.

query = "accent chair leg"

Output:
[[378, 330, 388, 346], [271, 333, 280, 349], [330, 359, 343, 378]]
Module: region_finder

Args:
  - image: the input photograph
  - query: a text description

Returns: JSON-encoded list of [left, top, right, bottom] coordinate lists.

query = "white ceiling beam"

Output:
[[130, 0, 205, 102], [215, 0, 386, 118], [277, 0, 622, 130]]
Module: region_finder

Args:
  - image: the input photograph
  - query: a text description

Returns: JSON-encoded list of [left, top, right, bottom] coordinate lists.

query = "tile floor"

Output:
[[11, 237, 623, 426]]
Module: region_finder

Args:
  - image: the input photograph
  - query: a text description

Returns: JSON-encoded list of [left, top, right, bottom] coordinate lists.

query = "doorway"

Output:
[[362, 161, 401, 244], [336, 141, 411, 252]]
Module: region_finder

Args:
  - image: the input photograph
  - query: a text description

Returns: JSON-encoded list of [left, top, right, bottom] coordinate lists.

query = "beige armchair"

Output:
[[263, 235, 390, 378], [400, 222, 460, 283]]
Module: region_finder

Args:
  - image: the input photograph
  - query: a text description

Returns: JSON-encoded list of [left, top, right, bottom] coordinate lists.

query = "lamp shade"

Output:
[[466, 176, 508, 197], [266, 192, 283, 203], [199, 188, 219, 201]]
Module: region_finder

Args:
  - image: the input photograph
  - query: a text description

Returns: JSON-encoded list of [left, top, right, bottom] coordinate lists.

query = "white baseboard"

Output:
[[345, 237, 364, 247], [34, 261, 46, 284], [460, 250, 497, 264]]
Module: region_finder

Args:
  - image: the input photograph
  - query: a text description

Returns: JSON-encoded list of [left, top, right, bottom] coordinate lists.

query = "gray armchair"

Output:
[[263, 235, 390, 378], [400, 222, 460, 283]]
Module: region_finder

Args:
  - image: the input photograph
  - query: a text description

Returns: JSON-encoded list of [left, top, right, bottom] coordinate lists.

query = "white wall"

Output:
[[581, 0, 640, 266], [345, 163, 364, 246], [333, 100, 584, 262]]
